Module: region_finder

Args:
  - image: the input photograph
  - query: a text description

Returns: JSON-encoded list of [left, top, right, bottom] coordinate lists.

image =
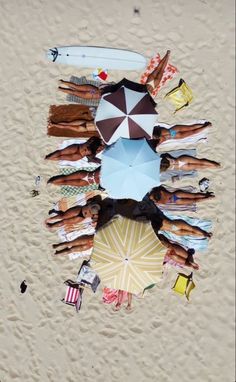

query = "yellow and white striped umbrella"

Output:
[[91, 216, 166, 294]]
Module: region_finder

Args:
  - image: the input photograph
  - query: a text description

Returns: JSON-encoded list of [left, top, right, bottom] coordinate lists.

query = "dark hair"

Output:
[[153, 125, 162, 139], [87, 137, 103, 155], [150, 186, 166, 202], [187, 248, 195, 255], [160, 157, 170, 171]]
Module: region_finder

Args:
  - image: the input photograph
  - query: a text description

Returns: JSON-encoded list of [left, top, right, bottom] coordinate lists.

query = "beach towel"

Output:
[[140, 52, 178, 96], [165, 79, 193, 113]]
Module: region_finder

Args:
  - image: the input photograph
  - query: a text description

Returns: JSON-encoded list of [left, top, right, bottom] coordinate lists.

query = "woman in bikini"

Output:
[[52, 234, 94, 256], [47, 104, 99, 138], [149, 185, 215, 206], [58, 79, 102, 100], [45, 136, 104, 163], [158, 234, 199, 270], [146, 50, 171, 93], [152, 121, 212, 146], [47, 167, 101, 188], [45, 202, 101, 230], [160, 153, 220, 172]]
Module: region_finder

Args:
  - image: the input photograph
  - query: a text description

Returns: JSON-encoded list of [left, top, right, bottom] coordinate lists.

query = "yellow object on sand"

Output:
[[165, 78, 193, 113], [172, 272, 195, 300], [92, 216, 166, 294]]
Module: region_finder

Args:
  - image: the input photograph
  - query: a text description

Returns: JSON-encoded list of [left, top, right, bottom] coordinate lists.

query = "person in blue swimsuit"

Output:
[[152, 121, 212, 146], [149, 185, 215, 206]]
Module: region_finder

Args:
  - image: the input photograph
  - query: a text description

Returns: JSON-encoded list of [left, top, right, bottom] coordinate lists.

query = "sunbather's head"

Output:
[[82, 203, 101, 221], [77, 143, 92, 159], [87, 136, 104, 155], [160, 157, 170, 172]]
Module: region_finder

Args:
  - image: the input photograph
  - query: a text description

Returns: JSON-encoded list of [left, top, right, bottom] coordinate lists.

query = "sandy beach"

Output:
[[0, 0, 235, 381]]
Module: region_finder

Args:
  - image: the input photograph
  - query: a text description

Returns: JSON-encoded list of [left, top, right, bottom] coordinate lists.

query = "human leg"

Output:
[[162, 217, 212, 238], [146, 50, 170, 91]]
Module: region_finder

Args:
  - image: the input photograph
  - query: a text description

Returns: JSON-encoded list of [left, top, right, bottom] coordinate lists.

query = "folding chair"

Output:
[[77, 260, 100, 293], [61, 279, 85, 312]]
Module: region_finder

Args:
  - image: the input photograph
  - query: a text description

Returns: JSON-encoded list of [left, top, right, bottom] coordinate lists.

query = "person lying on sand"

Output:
[[45, 136, 104, 164], [52, 235, 94, 256], [152, 121, 211, 146], [149, 185, 214, 206], [45, 202, 101, 230], [85, 197, 212, 239], [58, 80, 102, 100], [145, 50, 171, 93], [158, 234, 199, 270], [160, 153, 220, 172], [47, 152, 220, 189]]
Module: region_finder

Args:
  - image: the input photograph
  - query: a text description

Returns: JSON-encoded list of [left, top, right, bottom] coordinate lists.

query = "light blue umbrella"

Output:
[[100, 138, 161, 201]]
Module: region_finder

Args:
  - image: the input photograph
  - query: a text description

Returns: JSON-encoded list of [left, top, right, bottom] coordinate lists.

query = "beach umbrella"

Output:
[[91, 216, 166, 295], [95, 78, 158, 145], [100, 138, 161, 201]]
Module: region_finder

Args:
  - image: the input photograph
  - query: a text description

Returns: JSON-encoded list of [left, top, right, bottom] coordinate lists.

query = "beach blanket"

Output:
[[140, 53, 178, 96]]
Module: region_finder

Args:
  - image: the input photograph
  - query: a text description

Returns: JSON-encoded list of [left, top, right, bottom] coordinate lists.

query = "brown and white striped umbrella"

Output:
[[95, 80, 158, 145], [91, 216, 166, 294]]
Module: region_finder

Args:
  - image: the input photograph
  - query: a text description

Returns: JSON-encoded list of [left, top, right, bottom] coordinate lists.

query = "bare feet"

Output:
[[113, 302, 122, 311]]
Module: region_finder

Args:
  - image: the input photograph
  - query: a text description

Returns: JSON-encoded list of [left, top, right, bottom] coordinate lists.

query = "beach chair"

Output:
[[77, 260, 100, 293], [62, 280, 85, 312], [172, 272, 195, 300], [165, 79, 193, 113]]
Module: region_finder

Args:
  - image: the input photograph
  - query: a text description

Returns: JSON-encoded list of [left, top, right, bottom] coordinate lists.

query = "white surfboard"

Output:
[[47, 45, 146, 70]]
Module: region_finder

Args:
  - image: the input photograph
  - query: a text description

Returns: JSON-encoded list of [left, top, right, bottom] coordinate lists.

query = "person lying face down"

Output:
[[45, 136, 104, 164]]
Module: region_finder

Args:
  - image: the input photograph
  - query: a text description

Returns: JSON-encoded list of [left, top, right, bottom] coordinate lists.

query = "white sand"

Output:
[[0, 0, 235, 381]]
